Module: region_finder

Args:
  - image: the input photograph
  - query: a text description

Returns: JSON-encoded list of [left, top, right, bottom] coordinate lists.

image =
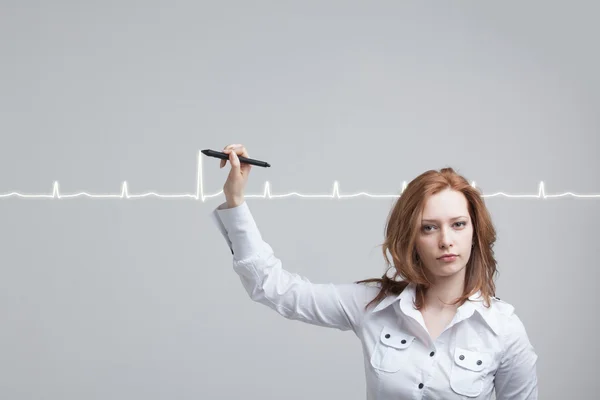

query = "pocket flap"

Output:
[[453, 347, 489, 372], [379, 327, 415, 349]]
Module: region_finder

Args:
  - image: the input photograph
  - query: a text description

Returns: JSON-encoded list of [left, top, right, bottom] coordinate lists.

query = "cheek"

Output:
[[414, 239, 423, 255], [415, 238, 435, 256], [464, 228, 475, 245], [461, 234, 473, 246]]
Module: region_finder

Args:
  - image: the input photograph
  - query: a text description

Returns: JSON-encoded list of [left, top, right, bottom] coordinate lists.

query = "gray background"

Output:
[[1, 1, 599, 399]]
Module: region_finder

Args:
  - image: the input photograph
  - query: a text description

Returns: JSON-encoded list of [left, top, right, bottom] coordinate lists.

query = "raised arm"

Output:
[[210, 200, 374, 333], [207, 143, 375, 333]]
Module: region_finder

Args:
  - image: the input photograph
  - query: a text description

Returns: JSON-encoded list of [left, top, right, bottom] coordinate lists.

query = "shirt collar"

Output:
[[370, 282, 501, 335]]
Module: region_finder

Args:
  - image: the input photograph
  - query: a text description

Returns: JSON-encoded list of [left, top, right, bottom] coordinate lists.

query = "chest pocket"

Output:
[[370, 326, 416, 373], [450, 347, 492, 397]]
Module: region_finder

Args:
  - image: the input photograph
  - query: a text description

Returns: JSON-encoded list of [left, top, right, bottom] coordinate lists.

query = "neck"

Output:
[[422, 271, 465, 312]]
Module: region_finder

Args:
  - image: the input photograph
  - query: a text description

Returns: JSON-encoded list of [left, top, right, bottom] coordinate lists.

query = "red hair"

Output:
[[356, 167, 498, 310]]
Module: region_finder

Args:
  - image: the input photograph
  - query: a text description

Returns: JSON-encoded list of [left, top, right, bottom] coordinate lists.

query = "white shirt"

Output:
[[210, 201, 539, 400]]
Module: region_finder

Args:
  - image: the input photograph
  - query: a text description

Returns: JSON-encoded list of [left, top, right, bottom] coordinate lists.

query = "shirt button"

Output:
[[459, 355, 465, 360], [401, 339, 406, 344], [385, 334, 390, 338], [477, 360, 483, 365], [430, 351, 435, 357], [418, 383, 424, 389]]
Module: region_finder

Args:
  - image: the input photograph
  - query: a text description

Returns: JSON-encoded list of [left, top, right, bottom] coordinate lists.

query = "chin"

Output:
[[432, 263, 467, 278]]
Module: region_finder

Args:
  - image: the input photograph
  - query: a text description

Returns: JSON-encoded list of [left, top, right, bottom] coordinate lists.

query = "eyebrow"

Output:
[[421, 216, 468, 223]]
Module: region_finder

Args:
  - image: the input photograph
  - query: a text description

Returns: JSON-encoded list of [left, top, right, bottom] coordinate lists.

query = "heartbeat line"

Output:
[[0, 151, 598, 200]]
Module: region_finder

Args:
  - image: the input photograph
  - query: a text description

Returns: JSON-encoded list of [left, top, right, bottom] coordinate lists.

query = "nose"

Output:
[[439, 227, 454, 249]]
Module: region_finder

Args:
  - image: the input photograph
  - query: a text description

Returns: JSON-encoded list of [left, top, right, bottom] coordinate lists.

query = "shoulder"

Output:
[[474, 296, 524, 336], [351, 281, 386, 301], [489, 296, 516, 318], [490, 301, 538, 370], [354, 279, 408, 302], [331, 281, 383, 307], [486, 297, 533, 349]]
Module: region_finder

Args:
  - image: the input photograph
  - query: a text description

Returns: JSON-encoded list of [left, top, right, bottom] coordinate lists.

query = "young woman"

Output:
[[210, 144, 538, 399]]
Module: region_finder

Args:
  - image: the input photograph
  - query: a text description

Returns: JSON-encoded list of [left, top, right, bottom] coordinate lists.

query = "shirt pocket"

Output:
[[450, 347, 492, 397], [370, 326, 416, 373]]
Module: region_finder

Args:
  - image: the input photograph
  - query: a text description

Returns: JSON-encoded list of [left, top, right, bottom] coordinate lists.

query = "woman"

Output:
[[210, 144, 538, 399]]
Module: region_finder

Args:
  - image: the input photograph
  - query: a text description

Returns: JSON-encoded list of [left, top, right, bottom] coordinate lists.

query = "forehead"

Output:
[[421, 189, 469, 219]]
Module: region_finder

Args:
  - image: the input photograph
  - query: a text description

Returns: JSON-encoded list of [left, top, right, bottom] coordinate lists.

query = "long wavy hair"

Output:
[[355, 167, 498, 311]]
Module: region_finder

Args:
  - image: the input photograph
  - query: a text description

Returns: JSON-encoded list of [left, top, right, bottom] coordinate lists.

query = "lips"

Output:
[[438, 254, 457, 259]]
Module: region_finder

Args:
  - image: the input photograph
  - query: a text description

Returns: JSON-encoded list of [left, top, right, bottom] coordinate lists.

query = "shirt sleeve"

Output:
[[209, 201, 375, 334], [494, 312, 539, 399]]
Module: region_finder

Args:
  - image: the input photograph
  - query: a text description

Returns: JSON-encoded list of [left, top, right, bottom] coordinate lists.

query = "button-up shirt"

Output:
[[210, 201, 539, 399]]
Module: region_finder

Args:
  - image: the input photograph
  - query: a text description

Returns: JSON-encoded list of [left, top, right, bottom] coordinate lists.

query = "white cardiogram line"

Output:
[[0, 150, 599, 200]]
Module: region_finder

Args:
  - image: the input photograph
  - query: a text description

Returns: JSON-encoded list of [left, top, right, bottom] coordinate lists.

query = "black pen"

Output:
[[201, 149, 271, 168]]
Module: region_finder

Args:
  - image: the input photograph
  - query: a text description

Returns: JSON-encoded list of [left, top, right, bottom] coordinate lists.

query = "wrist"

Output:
[[225, 197, 244, 208]]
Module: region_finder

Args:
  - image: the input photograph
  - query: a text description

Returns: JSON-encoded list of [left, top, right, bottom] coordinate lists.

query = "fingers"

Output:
[[221, 144, 249, 168], [223, 144, 249, 157], [229, 149, 240, 170]]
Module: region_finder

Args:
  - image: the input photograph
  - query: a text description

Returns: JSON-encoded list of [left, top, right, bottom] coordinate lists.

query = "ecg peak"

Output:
[[0, 151, 598, 200]]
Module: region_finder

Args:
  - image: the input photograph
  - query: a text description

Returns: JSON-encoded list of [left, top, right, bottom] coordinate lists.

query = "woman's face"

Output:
[[415, 188, 474, 280]]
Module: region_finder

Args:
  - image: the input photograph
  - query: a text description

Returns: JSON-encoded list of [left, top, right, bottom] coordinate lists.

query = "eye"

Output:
[[422, 225, 436, 232], [454, 221, 467, 228]]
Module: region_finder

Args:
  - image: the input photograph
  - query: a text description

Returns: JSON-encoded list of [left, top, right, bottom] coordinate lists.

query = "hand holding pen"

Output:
[[201, 149, 271, 168], [201, 145, 270, 209]]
